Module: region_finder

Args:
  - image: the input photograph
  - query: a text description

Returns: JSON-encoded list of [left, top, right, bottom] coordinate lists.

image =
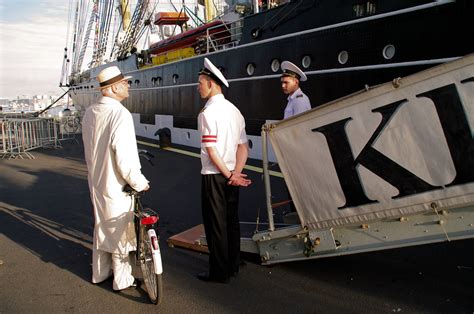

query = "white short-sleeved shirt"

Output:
[[198, 94, 248, 174], [283, 88, 311, 119]]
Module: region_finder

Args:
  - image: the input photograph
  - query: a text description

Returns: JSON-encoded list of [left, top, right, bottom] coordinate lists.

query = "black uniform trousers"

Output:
[[201, 174, 240, 280]]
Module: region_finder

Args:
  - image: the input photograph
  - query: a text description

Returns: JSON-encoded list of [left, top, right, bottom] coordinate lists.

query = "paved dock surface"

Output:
[[1, 140, 473, 313]]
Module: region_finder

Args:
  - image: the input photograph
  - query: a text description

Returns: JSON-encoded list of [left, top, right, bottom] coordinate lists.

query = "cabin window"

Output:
[[172, 74, 179, 84], [353, 2, 376, 17], [382, 44, 396, 60], [271, 59, 280, 72], [151, 78, 157, 86], [157, 77, 162, 86], [127, 80, 132, 87], [338, 51, 349, 65], [246, 63, 255, 76], [301, 55, 311, 69], [186, 132, 191, 140], [134, 79, 140, 86], [248, 139, 253, 149]]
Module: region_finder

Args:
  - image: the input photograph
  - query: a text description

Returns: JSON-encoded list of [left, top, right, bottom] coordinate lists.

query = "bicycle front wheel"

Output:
[[140, 228, 163, 304]]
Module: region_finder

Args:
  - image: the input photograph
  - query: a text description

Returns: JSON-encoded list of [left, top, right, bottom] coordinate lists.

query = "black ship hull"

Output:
[[69, 0, 474, 157]]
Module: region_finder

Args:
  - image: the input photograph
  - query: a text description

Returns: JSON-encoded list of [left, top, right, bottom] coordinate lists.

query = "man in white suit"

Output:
[[82, 66, 149, 291]]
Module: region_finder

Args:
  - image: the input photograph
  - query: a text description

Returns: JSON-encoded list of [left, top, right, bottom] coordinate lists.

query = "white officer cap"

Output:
[[198, 57, 229, 87], [281, 61, 307, 82]]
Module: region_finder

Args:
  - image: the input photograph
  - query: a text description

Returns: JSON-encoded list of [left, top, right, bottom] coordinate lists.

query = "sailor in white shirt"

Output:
[[280, 61, 311, 213], [197, 58, 251, 283], [280, 61, 311, 119]]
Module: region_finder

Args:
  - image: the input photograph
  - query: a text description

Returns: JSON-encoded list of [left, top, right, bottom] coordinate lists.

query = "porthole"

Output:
[[173, 74, 179, 84], [134, 79, 140, 86], [301, 55, 311, 68], [151, 77, 157, 86], [338, 51, 349, 65], [382, 44, 396, 60], [186, 131, 191, 140], [271, 59, 280, 72], [157, 77, 162, 86], [246, 63, 255, 76], [127, 80, 132, 87]]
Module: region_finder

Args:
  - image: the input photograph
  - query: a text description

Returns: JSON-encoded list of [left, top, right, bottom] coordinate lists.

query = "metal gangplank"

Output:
[[168, 55, 474, 264], [250, 54, 474, 264]]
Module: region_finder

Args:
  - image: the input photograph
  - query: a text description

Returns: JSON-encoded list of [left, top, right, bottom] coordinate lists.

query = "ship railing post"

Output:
[[253, 0, 259, 14], [206, 28, 210, 54], [262, 124, 275, 231], [0, 120, 5, 157]]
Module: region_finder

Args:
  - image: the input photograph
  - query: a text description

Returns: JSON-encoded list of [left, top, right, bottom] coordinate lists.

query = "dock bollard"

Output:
[[155, 127, 171, 148]]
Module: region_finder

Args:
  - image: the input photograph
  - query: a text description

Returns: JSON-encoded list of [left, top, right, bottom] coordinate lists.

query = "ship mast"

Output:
[[204, 0, 217, 22], [120, 0, 131, 31]]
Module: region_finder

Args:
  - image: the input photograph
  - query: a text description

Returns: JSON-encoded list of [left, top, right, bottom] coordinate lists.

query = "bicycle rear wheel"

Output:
[[140, 227, 163, 304]]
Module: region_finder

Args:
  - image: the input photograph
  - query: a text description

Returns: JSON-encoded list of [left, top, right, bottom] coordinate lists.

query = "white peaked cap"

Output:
[[200, 57, 229, 87], [281, 61, 307, 82], [97, 66, 132, 89]]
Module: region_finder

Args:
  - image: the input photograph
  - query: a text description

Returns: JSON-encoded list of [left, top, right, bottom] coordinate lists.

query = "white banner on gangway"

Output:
[[269, 54, 474, 230]]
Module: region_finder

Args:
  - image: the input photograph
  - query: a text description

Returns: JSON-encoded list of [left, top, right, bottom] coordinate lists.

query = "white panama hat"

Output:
[[198, 57, 229, 88], [97, 66, 132, 89], [281, 61, 307, 82]]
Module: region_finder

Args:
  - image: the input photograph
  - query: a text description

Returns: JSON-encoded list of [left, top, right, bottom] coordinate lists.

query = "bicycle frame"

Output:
[[132, 192, 163, 275]]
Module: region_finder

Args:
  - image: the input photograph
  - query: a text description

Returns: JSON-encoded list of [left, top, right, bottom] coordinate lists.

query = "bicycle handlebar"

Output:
[[123, 184, 144, 197]]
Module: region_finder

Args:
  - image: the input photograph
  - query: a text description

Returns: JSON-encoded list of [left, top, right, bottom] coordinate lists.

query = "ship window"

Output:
[[134, 80, 140, 86], [248, 139, 253, 149], [382, 44, 396, 60], [353, 2, 376, 17], [338, 51, 349, 65], [127, 80, 132, 87], [157, 77, 162, 86], [271, 59, 280, 73], [151, 78, 157, 86], [301, 56, 311, 69], [246, 63, 255, 76], [186, 132, 190, 140], [91, 85, 94, 88], [173, 74, 179, 84]]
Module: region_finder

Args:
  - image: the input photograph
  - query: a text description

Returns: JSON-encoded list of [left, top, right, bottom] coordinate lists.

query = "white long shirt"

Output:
[[82, 96, 149, 254], [198, 94, 248, 174], [283, 88, 311, 119]]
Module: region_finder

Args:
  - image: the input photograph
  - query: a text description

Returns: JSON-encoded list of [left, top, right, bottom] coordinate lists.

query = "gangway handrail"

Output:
[[205, 18, 243, 53]]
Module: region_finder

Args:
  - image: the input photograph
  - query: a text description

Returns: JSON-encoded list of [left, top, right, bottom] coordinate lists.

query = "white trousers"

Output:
[[92, 248, 135, 291]]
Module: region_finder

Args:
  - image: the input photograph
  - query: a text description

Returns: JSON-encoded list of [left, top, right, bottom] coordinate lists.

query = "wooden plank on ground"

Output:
[[167, 224, 209, 253]]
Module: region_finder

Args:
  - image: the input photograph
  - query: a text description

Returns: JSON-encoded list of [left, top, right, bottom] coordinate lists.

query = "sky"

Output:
[[0, 0, 70, 98]]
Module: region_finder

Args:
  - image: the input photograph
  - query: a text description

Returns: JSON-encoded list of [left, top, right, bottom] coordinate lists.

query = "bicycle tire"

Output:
[[140, 227, 163, 305]]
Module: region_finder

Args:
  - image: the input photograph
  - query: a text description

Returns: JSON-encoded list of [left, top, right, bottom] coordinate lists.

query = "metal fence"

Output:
[[0, 115, 81, 159]]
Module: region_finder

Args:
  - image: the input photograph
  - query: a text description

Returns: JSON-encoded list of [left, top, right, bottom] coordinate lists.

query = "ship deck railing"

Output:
[[205, 18, 243, 54]]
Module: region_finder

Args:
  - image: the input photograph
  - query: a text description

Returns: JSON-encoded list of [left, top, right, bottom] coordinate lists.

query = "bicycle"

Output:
[[123, 184, 163, 305]]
